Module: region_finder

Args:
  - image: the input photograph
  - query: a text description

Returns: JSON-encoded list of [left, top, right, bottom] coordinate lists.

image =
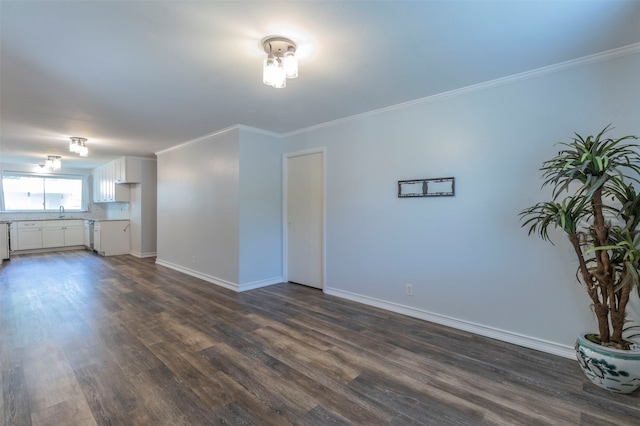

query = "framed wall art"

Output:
[[398, 177, 455, 198]]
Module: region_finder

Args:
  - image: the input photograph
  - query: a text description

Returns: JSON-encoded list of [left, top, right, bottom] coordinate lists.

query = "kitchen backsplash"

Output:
[[0, 202, 129, 221]]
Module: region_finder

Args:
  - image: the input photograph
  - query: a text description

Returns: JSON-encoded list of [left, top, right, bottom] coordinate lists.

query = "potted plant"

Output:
[[520, 125, 640, 393]]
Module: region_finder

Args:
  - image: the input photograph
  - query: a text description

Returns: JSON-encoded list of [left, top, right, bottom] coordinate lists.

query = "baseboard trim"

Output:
[[129, 250, 157, 259], [324, 287, 575, 359], [155, 258, 239, 292], [240, 277, 283, 292]]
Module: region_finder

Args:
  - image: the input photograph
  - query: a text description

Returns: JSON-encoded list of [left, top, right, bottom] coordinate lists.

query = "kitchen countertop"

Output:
[[5, 218, 87, 222], [2, 218, 129, 223]]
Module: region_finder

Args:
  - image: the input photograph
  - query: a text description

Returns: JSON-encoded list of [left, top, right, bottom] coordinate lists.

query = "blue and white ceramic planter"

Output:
[[575, 333, 640, 394]]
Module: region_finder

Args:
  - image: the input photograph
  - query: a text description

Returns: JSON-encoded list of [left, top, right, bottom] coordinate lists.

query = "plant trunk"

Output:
[[611, 274, 632, 344], [594, 303, 610, 343], [568, 233, 611, 342], [590, 189, 614, 344]]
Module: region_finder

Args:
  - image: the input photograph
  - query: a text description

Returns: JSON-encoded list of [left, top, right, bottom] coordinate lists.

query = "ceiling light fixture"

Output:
[[262, 36, 298, 89], [45, 155, 62, 171], [69, 136, 88, 157]]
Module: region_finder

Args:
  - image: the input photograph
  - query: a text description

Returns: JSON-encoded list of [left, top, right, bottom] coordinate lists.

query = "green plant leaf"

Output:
[[520, 125, 640, 345]]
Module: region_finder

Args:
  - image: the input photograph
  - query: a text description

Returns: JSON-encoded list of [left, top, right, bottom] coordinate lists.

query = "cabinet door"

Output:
[[93, 167, 103, 202], [114, 157, 124, 183], [94, 224, 101, 251], [83, 222, 91, 247], [99, 165, 108, 202], [105, 162, 112, 201], [42, 227, 65, 248], [0, 224, 8, 260], [110, 161, 117, 201], [120, 157, 141, 183], [64, 226, 85, 246], [9, 223, 18, 250], [18, 228, 42, 250], [114, 184, 130, 202]]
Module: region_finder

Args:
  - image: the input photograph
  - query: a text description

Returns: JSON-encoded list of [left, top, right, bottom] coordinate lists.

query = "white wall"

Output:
[[238, 127, 283, 288], [156, 126, 284, 291], [281, 50, 640, 355], [140, 159, 158, 255], [156, 128, 241, 286], [129, 158, 157, 257]]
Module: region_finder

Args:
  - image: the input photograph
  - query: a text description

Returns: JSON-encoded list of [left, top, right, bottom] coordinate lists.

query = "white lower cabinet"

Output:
[[14, 220, 85, 251], [64, 221, 85, 246], [0, 223, 8, 262], [94, 220, 130, 256], [42, 225, 64, 248], [16, 221, 43, 250], [42, 220, 84, 247]]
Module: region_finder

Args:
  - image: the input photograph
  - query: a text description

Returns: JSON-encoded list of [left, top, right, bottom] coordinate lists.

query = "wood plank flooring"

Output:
[[1, 250, 639, 425]]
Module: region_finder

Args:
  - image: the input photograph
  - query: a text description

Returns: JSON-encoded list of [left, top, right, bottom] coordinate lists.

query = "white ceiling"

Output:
[[2, 1, 639, 169]]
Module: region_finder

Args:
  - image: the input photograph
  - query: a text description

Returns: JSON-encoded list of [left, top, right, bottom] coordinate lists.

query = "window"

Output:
[[1, 172, 83, 211]]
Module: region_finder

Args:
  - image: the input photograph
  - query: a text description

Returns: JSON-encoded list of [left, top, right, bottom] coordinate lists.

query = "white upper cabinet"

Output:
[[114, 156, 142, 184], [92, 156, 143, 202]]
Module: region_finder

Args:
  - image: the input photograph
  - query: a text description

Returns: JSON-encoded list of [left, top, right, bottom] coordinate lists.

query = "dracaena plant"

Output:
[[520, 125, 640, 349]]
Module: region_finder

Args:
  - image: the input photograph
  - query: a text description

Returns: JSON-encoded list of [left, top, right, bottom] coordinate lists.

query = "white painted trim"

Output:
[[156, 124, 281, 156], [282, 147, 327, 291], [155, 125, 241, 156], [155, 258, 280, 292], [283, 43, 640, 138], [155, 258, 239, 292], [122, 156, 157, 162], [239, 276, 283, 292], [154, 44, 640, 147], [324, 287, 576, 359], [129, 250, 157, 259], [237, 124, 282, 138]]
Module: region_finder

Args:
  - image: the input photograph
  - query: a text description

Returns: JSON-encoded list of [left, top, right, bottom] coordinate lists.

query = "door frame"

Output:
[[282, 147, 326, 290]]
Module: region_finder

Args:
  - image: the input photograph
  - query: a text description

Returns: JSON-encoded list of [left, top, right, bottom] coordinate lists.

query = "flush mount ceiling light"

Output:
[[44, 155, 62, 171], [69, 136, 88, 157], [262, 36, 298, 89]]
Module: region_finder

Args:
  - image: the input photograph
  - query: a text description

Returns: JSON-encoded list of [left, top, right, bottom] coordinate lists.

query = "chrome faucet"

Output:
[[59, 206, 65, 218]]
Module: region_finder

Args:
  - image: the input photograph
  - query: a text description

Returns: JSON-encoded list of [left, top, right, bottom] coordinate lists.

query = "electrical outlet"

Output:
[[191, 255, 196, 264], [405, 284, 413, 296]]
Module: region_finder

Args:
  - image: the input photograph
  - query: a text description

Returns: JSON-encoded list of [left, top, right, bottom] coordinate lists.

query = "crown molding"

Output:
[[237, 124, 282, 138], [156, 124, 282, 156], [160, 43, 640, 145], [283, 43, 640, 138], [155, 125, 242, 156]]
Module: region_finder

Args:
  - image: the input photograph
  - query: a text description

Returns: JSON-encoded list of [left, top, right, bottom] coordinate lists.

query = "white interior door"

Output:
[[287, 152, 323, 289]]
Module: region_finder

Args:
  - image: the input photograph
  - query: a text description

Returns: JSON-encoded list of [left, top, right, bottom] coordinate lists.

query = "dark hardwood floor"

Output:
[[1, 250, 639, 425]]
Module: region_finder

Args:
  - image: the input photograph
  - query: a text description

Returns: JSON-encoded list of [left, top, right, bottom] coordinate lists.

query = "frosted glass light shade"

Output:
[[263, 57, 278, 85], [263, 57, 286, 88], [283, 53, 298, 79], [271, 61, 286, 88]]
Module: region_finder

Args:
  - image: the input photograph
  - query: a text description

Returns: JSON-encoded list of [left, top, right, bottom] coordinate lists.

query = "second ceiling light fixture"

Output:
[[69, 136, 88, 157]]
